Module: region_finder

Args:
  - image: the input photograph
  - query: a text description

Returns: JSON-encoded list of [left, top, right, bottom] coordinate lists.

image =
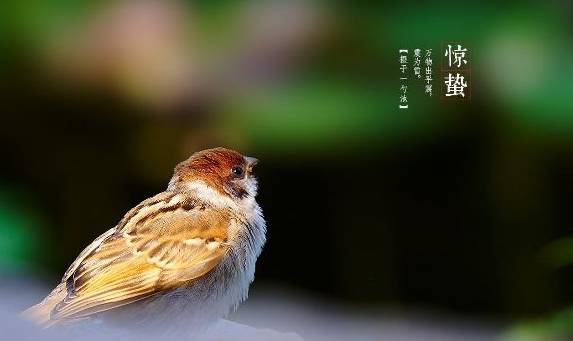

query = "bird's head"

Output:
[[169, 147, 260, 203]]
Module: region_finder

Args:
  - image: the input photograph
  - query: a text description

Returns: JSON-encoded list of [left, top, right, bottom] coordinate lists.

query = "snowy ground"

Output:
[[1, 276, 501, 341], [232, 287, 501, 341]]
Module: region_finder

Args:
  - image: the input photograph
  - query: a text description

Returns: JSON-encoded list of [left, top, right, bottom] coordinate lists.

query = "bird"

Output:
[[22, 147, 266, 333]]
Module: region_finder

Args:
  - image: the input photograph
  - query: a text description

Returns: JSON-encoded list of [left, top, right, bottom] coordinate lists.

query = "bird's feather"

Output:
[[24, 191, 231, 323]]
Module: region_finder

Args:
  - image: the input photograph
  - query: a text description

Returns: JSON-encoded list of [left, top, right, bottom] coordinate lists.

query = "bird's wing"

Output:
[[49, 192, 231, 321]]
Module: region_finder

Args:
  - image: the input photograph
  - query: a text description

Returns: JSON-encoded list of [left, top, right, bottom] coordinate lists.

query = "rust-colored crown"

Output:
[[172, 148, 247, 195]]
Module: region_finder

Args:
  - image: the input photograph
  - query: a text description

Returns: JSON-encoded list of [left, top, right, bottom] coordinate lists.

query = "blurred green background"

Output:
[[1, 1, 573, 339]]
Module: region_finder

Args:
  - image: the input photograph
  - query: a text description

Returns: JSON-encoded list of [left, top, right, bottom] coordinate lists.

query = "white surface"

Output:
[[2, 277, 500, 341]]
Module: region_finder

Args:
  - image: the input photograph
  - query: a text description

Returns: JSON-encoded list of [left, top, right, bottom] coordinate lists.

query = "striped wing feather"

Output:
[[49, 192, 230, 321]]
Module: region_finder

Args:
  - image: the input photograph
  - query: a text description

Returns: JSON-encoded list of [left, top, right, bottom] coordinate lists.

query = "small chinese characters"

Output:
[[413, 49, 422, 80], [399, 44, 471, 107], [399, 49, 409, 109], [442, 43, 470, 99], [399, 48, 433, 109], [425, 49, 433, 96]]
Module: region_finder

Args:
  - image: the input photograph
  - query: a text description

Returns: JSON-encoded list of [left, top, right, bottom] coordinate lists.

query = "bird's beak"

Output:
[[245, 156, 259, 173]]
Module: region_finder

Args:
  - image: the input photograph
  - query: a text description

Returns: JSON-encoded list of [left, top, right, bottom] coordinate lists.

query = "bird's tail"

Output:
[[21, 283, 67, 327]]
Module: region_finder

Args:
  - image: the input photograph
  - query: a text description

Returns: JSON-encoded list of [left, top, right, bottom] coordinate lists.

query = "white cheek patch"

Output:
[[184, 180, 236, 208]]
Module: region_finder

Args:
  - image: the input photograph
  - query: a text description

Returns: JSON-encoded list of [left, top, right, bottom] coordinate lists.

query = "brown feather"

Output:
[[25, 192, 231, 325]]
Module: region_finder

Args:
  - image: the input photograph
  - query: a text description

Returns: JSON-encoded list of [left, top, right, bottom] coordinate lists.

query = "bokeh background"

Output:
[[1, 1, 573, 340]]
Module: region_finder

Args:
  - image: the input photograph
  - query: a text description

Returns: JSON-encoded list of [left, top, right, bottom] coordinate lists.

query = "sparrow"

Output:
[[23, 147, 266, 333]]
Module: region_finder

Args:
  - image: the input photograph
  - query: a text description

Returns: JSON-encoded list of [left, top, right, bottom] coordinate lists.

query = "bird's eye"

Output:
[[231, 166, 244, 177]]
